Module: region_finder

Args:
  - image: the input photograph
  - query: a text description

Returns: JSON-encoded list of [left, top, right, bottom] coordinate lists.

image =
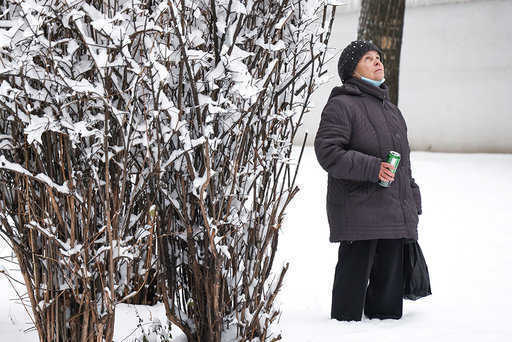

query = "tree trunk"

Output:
[[358, 0, 406, 105]]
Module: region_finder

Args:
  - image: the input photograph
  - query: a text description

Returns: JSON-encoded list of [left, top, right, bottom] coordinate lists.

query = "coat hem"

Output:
[[329, 227, 418, 243]]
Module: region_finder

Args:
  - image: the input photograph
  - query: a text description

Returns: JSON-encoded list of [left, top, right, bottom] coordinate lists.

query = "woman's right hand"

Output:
[[378, 162, 396, 182]]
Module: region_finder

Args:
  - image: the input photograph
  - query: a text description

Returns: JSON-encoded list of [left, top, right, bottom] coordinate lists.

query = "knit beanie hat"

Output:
[[338, 40, 383, 82]]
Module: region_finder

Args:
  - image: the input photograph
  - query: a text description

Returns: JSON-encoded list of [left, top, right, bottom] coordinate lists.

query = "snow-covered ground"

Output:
[[2, 147, 512, 341], [274, 147, 512, 341]]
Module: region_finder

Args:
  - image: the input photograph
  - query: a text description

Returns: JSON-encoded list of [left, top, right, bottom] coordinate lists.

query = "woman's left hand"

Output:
[[378, 162, 395, 182]]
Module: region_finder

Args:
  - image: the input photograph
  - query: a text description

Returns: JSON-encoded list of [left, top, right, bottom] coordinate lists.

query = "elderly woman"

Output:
[[314, 40, 422, 321]]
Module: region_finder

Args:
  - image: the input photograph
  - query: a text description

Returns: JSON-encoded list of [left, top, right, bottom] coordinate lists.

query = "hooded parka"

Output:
[[314, 77, 422, 242]]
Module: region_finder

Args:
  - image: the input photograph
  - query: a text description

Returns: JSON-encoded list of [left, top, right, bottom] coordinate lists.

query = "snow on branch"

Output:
[[0, 0, 337, 341]]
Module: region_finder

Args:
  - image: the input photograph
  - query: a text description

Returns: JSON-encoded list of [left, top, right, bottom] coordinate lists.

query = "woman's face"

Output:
[[354, 50, 384, 81]]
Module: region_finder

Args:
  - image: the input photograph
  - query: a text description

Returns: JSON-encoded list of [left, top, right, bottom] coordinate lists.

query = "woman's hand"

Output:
[[378, 162, 396, 182]]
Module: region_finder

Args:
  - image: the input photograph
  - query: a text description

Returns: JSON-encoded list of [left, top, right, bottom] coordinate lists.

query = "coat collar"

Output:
[[344, 77, 390, 101]]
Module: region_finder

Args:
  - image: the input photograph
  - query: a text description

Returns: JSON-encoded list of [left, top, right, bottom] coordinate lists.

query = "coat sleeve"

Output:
[[314, 97, 381, 182], [410, 177, 422, 215], [408, 157, 422, 215]]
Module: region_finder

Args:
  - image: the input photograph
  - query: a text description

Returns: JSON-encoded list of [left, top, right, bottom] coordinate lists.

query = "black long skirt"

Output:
[[331, 238, 405, 321]]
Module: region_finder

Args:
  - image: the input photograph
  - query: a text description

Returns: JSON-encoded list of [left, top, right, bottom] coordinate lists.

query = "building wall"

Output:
[[300, 0, 512, 153]]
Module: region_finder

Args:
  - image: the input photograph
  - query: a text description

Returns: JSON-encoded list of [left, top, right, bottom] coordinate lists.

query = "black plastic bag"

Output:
[[403, 240, 432, 300]]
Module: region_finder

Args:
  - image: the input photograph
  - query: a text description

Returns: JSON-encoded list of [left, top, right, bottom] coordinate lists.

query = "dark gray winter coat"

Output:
[[314, 77, 422, 242]]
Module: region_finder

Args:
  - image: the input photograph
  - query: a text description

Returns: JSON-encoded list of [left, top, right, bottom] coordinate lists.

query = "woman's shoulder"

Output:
[[321, 95, 367, 128], [328, 84, 362, 100], [326, 87, 366, 113]]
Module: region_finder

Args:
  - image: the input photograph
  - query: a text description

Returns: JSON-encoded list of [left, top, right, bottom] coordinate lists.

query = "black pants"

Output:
[[331, 238, 404, 321]]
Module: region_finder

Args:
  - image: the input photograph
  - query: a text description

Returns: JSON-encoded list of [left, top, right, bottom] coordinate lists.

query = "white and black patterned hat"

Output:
[[338, 40, 383, 82]]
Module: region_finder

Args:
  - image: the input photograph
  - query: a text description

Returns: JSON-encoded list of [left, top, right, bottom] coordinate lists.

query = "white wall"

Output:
[[299, 0, 512, 153]]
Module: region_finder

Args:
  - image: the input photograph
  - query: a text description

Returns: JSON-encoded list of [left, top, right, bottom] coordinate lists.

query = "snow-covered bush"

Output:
[[153, 1, 335, 341], [0, 0, 336, 341], [0, 0, 169, 340]]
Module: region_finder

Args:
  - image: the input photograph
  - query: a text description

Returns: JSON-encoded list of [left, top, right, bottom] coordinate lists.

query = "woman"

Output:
[[314, 40, 422, 321]]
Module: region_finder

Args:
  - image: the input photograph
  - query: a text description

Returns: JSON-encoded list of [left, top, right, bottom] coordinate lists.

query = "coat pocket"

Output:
[[343, 179, 368, 195], [327, 177, 370, 204], [345, 184, 404, 226], [327, 177, 346, 204]]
